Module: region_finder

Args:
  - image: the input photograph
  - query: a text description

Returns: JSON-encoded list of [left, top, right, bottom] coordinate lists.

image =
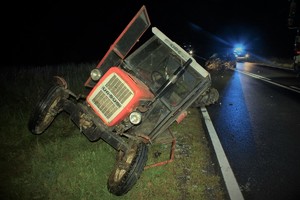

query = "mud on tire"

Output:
[[107, 142, 148, 196], [28, 84, 67, 134]]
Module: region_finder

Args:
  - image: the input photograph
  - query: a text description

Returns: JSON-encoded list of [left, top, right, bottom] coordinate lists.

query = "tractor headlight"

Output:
[[129, 111, 142, 125], [90, 69, 102, 81]]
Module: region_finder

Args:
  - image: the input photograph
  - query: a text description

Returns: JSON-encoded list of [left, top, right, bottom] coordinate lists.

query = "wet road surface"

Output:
[[206, 62, 300, 200]]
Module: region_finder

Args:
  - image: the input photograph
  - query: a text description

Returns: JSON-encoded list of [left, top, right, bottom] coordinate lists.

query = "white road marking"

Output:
[[201, 107, 244, 200], [290, 85, 300, 91], [233, 69, 300, 94]]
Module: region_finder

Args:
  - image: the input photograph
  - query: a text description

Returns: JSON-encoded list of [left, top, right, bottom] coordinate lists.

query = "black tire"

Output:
[[28, 84, 67, 134], [193, 87, 219, 107], [107, 142, 148, 196]]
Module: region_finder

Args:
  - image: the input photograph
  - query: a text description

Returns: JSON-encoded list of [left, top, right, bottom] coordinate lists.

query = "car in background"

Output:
[[233, 47, 250, 62]]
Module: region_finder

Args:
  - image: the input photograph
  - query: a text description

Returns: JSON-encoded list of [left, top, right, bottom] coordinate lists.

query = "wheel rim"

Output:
[[112, 147, 137, 183], [28, 85, 66, 134], [107, 142, 148, 196], [35, 96, 62, 133]]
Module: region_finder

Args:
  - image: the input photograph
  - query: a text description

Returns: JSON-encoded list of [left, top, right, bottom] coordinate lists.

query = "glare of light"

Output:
[[233, 44, 247, 57], [234, 47, 243, 52], [234, 45, 244, 52]]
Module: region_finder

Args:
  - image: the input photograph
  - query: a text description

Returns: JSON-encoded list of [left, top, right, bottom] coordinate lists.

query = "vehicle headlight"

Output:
[[90, 69, 102, 81], [129, 111, 142, 125]]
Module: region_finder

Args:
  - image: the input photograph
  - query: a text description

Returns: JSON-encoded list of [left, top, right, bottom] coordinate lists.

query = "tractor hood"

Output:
[[85, 5, 151, 87]]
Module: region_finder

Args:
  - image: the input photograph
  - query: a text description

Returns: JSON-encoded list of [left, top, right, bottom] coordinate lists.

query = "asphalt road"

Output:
[[206, 62, 300, 200]]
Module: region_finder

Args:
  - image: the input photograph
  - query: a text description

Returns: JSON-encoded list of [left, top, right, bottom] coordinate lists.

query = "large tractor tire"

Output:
[[107, 142, 148, 196], [28, 84, 67, 134], [193, 87, 219, 107]]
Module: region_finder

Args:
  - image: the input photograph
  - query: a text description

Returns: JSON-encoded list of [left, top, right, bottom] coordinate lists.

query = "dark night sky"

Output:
[[2, 0, 296, 66]]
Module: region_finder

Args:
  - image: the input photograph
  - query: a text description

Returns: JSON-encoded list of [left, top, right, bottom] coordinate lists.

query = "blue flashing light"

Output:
[[233, 44, 246, 57]]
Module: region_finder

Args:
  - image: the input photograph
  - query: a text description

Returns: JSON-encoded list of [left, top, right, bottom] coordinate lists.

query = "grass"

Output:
[[0, 63, 227, 200]]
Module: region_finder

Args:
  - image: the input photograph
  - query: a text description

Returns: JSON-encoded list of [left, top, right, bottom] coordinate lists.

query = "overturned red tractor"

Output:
[[28, 5, 218, 196]]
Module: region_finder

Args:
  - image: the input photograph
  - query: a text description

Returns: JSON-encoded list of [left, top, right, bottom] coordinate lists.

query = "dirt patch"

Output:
[[134, 107, 227, 200]]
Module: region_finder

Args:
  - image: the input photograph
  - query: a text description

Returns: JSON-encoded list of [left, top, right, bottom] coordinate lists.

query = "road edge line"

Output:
[[200, 106, 244, 200]]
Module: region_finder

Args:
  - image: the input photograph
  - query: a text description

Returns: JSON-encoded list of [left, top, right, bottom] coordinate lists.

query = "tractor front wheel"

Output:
[[28, 84, 68, 134], [107, 142, 148, 196]]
